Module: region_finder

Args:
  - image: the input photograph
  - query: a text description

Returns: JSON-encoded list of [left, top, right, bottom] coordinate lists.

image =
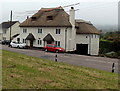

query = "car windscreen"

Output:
[[56, 46, 61, 48], [47, 45, 55, 47]]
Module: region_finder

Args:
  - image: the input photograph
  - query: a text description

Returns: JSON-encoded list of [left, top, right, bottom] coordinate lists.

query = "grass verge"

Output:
[[2, 50, 119, 89]]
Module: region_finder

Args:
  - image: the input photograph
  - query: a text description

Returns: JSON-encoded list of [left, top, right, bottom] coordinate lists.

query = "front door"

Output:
[[30, 40, 33, 47], [47, 41, 52, 44]]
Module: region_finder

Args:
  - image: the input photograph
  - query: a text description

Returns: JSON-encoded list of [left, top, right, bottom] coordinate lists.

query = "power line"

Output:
[[12, 2, 117, 22]]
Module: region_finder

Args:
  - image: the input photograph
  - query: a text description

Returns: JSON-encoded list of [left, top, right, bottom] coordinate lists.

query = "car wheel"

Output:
[[10, 45, 12, 48], [55, 50, 59, 53], [17, 46, 20, 49], [45, 49, 48, 52]]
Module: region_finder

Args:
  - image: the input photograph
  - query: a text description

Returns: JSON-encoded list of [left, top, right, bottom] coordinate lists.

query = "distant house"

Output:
[[0, 21, 20, 41], [14, 7, 100, 55]]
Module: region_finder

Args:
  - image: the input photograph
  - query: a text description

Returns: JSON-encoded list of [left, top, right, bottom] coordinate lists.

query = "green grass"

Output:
[[2, 50, 119, 89]]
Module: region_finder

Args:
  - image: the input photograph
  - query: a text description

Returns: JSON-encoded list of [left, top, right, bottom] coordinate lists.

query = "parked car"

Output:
[[2, 40, 10, 45], [10, 41, 26, 48], [44, 44, 65, 53], [0, 40, 2, 44]]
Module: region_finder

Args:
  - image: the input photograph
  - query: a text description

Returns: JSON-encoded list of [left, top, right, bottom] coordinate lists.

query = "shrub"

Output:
[[105, 51, 118, 58]]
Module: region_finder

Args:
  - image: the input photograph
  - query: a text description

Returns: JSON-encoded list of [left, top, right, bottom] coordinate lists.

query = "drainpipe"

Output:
[[89, 34, 91, 55], [65, 27, 68, 52]]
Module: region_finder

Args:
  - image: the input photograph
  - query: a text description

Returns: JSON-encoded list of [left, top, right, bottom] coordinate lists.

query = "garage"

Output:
[[76, 44, 88, 55]]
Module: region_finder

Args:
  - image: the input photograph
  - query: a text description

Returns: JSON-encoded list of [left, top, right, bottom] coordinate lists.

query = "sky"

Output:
[[0, 0, 119, 26]]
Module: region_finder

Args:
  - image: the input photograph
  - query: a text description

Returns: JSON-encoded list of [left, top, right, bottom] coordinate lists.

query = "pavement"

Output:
[[1, 45, 119, 73]]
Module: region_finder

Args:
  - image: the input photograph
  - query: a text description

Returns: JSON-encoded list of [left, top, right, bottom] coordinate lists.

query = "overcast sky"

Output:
[[0, 0, 119, 26]]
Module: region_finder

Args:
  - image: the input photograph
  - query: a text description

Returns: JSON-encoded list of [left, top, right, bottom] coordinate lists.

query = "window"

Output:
[[91, 35, 93, 38], [97, 35, 99, 38], [47, 16, 53, 20], [17, 38, 20, 42], [3, 30, 7, 34], [38, 29, 42, 33], [23, 39, 26, 43], [55, 41, 60, 46], [38, 40, 42, 45], [95, 35, 98, 38], [23, 29, 27, 33], [56, 29, 61, 34], [31, 17, 37, 21], [3, 37, 6, 40]]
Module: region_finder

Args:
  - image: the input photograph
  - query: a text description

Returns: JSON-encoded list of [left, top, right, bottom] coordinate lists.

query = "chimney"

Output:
[[27, 16, 29, 19], [69, 7, 75, 26], [69, 7, 76, 51]]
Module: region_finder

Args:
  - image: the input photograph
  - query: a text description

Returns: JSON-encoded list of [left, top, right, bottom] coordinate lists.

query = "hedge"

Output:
[[99, 40, 120, 54]]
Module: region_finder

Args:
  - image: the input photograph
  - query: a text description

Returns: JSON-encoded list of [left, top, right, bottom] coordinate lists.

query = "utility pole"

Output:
[[9, 10, 12, 46]]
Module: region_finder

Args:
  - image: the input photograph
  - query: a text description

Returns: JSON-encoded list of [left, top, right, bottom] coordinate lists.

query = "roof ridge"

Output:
[[40, 6, 63, 12], [76, 20, 92, 25]]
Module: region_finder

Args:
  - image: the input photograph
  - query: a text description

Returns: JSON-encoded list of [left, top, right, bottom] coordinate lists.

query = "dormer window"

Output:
[[31, 17, 37, 21], [47, 16, 53, 20]]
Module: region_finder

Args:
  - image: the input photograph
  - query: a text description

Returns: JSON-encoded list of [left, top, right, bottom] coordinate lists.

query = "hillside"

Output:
[[2, 50, 118, 89], [95, 24, 118, 33]]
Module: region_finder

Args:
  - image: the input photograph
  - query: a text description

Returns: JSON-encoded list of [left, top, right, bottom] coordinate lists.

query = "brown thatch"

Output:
[[76, 20, 100, 34], [20, 7, 71, 27], [20, 7, 100, 34]]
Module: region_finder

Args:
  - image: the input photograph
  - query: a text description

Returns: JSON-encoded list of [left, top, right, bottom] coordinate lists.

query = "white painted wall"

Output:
[[76, 34, 99, 55], [13, 27, 77, 51], [0, 34, 2, 40], [2, 22, 20, 40], [15, 27, 66, 48], [13, 27, 99, 55]]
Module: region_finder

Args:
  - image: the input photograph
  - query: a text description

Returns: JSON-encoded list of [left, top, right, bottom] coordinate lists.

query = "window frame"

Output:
[[3, 37, 6, 40], [55, 41, 60, 46], [38, 29, 42, 34], [47, 16, 53, 20], [23, 39, 26, 43], [23, 28, 27, 33], [56, 29, 61, 34], [38, 39, 42, 45], [3, 30, 7, 34]]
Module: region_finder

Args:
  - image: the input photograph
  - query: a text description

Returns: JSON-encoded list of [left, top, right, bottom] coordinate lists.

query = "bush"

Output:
[[99, 40, 120, 55], [105, 51, 118, 58]]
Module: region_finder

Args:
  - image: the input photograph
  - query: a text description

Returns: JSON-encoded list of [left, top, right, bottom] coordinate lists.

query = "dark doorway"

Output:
[[17, 38, 20, 42], [30, 40, 33, 47], [76, 44, 88, 55], [47, 41, 52, 44]]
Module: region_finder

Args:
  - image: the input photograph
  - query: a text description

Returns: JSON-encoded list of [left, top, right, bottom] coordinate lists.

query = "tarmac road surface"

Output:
[[2, 45, 119, 73]]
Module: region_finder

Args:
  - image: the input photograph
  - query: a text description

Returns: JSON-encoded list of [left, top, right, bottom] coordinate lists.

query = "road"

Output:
[[1, 45, 119, 73]]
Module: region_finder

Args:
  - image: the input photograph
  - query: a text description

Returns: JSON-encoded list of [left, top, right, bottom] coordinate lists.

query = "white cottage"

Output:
[[15, 7, 100, 55], [0, 21, 20, 41]]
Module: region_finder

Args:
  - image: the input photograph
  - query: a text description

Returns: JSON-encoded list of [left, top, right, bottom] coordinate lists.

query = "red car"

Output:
[[44, 44, 65, 53]]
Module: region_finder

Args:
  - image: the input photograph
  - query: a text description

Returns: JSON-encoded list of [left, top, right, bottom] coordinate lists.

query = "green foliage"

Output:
[[99, 31, 120, 58], [105, 52, 118, 58]]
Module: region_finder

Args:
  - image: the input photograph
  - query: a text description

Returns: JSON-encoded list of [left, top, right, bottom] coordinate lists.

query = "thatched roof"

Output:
[[20, 7, 100, 34], [20, 7, 71, 27], [76, 19, 100, 34]]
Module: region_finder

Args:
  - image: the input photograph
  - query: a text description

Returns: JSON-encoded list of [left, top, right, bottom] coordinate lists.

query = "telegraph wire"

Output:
[[12, 2, 117, 22]]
